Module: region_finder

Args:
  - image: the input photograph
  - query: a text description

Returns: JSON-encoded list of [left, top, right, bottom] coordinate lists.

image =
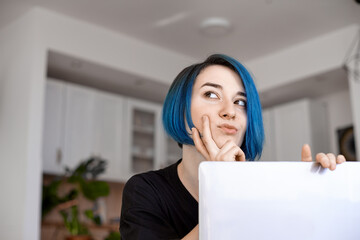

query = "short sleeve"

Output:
[[120, 175, 180, 240]]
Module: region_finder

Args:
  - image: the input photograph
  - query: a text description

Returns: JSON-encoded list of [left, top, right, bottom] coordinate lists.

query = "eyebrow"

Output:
[[200, 82, 247, 97]]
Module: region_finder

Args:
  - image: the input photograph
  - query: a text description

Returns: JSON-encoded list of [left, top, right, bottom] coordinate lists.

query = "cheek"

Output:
[[190, 100, 207, 129]]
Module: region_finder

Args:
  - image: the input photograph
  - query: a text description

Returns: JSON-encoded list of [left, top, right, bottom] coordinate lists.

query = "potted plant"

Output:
[[42, 156, 110, 240]]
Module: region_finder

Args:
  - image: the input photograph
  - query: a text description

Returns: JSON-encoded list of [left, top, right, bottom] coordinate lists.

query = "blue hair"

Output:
[[162, 54, 264, 161]]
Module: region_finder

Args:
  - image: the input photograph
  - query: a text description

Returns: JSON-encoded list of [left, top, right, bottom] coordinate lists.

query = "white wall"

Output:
[[348, 72, 360, 160], [314, 90, 353, 155], [0, 12, 46, 240]]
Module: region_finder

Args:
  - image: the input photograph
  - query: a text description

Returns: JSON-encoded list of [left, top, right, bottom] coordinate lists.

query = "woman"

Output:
[[120, 54, 346, 240]]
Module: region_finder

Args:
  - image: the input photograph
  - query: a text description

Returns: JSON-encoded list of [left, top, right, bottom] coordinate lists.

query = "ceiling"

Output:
[[1, 0, 360, 61], [1, 0, 358, 105]]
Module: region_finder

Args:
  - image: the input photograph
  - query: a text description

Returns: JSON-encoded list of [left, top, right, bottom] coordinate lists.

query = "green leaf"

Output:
[[84, 209, 94, 220], [105, 231, 121, 240], [93, 215, 101, 226], [80, 181, 110, 201]]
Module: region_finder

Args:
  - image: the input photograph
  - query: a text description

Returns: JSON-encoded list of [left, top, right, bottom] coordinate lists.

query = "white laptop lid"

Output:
[[199, 162, 360, 240]]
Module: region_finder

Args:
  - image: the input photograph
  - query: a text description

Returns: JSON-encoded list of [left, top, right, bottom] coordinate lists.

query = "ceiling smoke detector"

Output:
[[199, 17, 232, 37]]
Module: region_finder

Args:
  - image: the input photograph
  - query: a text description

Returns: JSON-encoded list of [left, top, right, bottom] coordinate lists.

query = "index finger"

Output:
[[201, 115, 219, 157], [192, 127, 210, 160], [301, 144, 312, 162]]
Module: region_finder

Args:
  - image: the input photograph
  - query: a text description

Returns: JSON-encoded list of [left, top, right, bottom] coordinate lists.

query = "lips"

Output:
[[218, 123, 238, 134]]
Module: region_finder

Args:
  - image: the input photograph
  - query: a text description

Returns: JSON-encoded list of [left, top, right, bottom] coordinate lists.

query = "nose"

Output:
[[219, 99, 236, 119]]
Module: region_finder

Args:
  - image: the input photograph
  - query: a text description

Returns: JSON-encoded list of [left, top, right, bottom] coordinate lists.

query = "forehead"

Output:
[[194, 65, 244, 90]]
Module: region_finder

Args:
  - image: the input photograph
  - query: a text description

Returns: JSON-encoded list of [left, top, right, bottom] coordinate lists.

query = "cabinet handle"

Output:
[[56, 148, 62, 165]]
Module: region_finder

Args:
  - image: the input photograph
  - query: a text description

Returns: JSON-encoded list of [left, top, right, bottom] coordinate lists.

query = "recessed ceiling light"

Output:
[[199, 17, 232, 37]]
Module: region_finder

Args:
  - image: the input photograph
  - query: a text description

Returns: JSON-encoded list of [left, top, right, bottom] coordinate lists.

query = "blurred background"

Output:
[[0, 0, 360, 239]]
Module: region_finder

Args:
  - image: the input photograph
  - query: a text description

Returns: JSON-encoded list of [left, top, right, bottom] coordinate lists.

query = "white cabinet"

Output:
[[42, 80, 126, 181], [273, 99, 312, 161], [42, 79, 66, 174], [261, 98, 329, 161], [261, 109, 276, 161], [42, 79, 171, 182], [164, 136, 182, 168], [123, 98, 166, 179], [92, 91, 125, 181], [63, 82, 96, 170]]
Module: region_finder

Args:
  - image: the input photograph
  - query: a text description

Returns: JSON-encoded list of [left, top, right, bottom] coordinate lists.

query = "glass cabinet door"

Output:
[[131, 109, 156, 173], [164, 136, 182, 168], [125, 98, 165, 178]]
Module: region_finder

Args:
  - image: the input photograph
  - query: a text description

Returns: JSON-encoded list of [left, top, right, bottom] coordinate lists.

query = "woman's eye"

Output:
[[235, 99, 247, 108], [204, 91, 218, 99]]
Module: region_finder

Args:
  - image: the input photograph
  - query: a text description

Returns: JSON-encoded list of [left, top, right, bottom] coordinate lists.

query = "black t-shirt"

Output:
[[120, 160, 198, 240]]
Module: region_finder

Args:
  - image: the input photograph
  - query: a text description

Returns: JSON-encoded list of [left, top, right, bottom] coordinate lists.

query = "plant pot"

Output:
[[65, 235, 92, 240]]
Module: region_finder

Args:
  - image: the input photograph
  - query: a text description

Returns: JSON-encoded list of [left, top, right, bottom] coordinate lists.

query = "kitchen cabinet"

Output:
[[93, 91, 125, 182], [42, 80, 125, 181], [42, 79, 173, 182], [261, 109, 276, 161], [261, 98, 329, 161], [63, 82, 96, 171], [272, 99, 313, 161], [123, 98, 166, 179], [164, 136, 182, 168], [42, 79, 66, 174]]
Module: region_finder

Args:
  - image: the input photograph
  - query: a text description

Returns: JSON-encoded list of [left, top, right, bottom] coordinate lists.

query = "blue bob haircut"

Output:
[[162, 54, 264, 161]]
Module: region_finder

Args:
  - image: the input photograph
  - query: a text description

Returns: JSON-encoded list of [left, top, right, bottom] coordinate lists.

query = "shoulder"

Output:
[[122, 162, 178, 207], [124, 169, 166, 194], [124, 161, 179, 194]]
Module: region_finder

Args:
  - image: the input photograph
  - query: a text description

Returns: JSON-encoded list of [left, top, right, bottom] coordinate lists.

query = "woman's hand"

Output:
[[301, 144, 346, 170], [192, 115, 246, 162]]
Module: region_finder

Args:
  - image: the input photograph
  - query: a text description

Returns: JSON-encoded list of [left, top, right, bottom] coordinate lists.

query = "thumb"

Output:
[[301, 144, 312, 162]]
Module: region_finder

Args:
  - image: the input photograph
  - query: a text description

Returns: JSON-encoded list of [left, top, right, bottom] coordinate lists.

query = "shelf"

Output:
[[132, 153, 154, 159], [42, 221, 118, 231], [132, 157, 153, 173], [133, 125, 154, 134]]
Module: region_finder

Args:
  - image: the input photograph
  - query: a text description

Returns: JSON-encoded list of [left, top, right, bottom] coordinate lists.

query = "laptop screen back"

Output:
[[199, 162, 360, 240]]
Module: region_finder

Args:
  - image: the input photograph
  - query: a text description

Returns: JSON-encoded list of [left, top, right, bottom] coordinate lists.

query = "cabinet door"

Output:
[[260, 109, 276, 161], [273, 99, 312, 161], [163, 136, 182, 168], [93, 91, 125, 181], [124, 99, 165, 179], [63, 83, 96, 170], [42, 80, 65, 174]]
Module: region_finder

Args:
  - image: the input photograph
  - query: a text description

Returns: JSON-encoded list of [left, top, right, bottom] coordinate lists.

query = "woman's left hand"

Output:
[[301, 144, 346, 170]]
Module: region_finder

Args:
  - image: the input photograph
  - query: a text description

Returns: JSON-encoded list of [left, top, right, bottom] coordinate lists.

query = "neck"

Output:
[[177, 144, 206, 202]]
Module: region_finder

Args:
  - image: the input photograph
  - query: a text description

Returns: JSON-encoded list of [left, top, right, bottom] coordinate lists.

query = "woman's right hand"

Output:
[[192, 115, 246, 162]]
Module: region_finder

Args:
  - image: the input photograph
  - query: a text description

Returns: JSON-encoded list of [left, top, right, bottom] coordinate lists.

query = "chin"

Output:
[[214, 135, 242, 148]]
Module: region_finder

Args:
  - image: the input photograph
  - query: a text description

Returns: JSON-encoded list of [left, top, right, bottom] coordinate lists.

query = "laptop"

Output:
[[199, 161, 360, 240]]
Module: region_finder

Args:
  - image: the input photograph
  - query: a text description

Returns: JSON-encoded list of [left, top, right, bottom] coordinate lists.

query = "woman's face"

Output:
[[190, 65, 247, 148]]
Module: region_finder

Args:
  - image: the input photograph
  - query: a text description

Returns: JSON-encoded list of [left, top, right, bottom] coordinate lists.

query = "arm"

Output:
[[182, 225, 199, 240]]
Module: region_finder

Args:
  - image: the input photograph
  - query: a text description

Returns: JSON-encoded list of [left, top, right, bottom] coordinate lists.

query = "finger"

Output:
[[218, 145, 246, 162], [214, 140, 236, 161], [201, 115, 219, 157], [315, 153, 330, 169], [214, 140, 238, 161], [336, 154, 346, 164], [326, 153, 337, 171], [235, 147, 246, 162], [301, 144, 312, 162], [192, 127, 210, 160]]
